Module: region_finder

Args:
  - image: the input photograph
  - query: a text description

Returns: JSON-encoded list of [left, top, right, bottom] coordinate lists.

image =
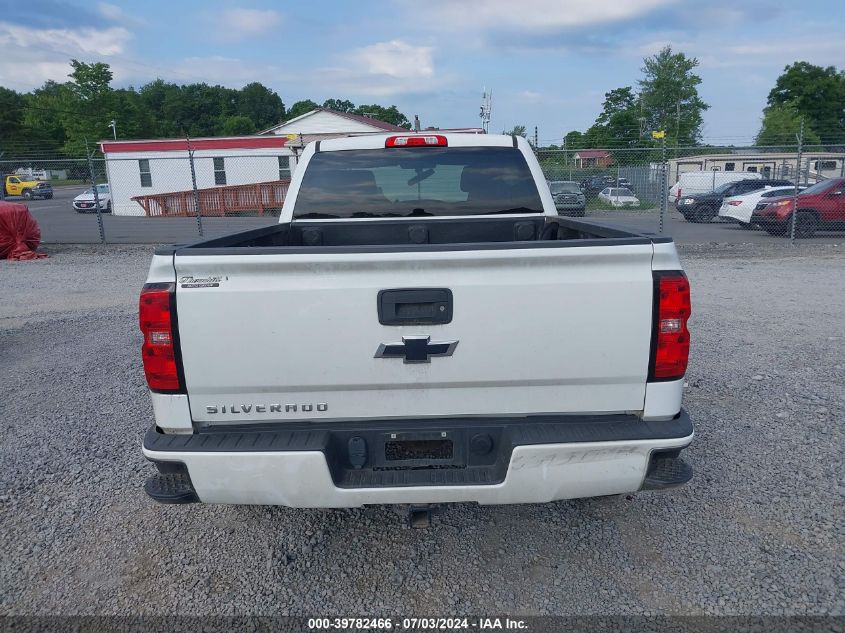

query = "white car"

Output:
[[598, 187, 640, 208], [718, 186, 803, 228], [73, 183, 111, 213]]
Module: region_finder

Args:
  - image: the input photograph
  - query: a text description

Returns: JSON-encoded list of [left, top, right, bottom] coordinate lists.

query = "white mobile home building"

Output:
[[100, 136, 293, 216], [668, 152, 845, 183]]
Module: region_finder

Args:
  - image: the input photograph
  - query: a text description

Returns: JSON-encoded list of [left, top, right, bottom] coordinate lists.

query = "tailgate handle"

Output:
[[378, 289, 453, 325]]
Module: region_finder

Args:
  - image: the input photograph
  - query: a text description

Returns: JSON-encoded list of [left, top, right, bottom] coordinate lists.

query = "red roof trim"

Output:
[[100, 136, 288, 154]]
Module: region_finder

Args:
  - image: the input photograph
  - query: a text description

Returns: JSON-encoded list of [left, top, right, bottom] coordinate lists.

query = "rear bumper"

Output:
[[142, 411, 694, 507], [719, 207, 751, 224]]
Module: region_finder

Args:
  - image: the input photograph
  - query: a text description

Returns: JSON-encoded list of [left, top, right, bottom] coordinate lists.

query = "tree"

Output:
[[563, 130, 584, 150], [286, 99, 320, 120], [767, 62, 845, 144], [222, 115, 256, 135], [353, 104, 411, 128], [322, 98, 355, 113], [68, 59, 112, 101], [503, 125, 527, 137], [638, 46, 708, 145], [237, 82, 285, 131], [756, 103, 821, 147], [585, 87, 643, 150], [0, 87, 25, 142]]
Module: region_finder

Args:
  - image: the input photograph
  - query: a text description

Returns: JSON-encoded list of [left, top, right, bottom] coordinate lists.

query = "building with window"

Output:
[[99, 136, 292, 216], [573, 150, 613, 168]]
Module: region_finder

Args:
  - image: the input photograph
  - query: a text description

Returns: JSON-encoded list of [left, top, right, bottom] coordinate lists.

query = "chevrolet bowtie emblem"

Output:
[[374, 336, 458, 364]]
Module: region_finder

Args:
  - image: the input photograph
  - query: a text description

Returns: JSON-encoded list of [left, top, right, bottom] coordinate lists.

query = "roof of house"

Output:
[[100, 135, 288, 154], [575, 150, 612, 159], [260, 108, 409, 135]]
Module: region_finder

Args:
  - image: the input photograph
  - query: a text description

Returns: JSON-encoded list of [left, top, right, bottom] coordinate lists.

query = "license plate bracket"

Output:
[[376, 430, 464, 469]]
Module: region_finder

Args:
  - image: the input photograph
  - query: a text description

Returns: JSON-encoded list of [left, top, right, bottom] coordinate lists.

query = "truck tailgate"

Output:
[[174, 244, 655, 424]]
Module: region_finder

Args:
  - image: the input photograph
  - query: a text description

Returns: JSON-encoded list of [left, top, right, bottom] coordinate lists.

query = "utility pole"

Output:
[[479, 88, 492, 134], [534, 126, 538, 150], [789, 118, 804, 243]]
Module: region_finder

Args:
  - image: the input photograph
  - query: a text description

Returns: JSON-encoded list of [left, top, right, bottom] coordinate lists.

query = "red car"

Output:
[[751, 177, 845, 237]]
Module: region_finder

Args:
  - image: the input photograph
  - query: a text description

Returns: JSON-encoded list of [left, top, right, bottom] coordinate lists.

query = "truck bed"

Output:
[[164, 216, 669, 255]]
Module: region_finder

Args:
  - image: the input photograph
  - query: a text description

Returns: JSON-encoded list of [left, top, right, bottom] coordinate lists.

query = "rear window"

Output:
[[293, 147, 544, 219], [549, 182, 580, 193]]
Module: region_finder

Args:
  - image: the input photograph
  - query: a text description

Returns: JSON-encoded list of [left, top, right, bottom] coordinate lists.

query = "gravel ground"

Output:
[[1, 242, 843, 617]]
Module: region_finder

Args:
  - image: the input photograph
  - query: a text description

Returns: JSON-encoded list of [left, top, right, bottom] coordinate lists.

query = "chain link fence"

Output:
[[2, 141, 844, 245]]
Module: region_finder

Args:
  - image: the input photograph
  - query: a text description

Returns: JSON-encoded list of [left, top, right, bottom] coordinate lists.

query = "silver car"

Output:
[[548, 181, 586, 216]]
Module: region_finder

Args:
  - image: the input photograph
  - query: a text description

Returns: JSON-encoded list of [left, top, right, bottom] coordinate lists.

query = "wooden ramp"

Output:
[[132, 180, 291, 217]]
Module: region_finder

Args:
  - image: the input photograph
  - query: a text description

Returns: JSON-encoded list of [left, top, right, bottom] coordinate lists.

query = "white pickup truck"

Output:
[[140, 133, 693, 512]]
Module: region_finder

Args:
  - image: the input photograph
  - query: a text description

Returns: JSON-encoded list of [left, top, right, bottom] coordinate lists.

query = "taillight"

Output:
[[385, 135, 447, 147], [649, 272, 691, 382], [677, 188, 682, 201], [728, 200, 742, 206], [139, 283, 184, 392]]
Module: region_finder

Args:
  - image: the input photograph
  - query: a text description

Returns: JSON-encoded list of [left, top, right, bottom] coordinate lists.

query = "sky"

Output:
[[1, 0, 844, 145]]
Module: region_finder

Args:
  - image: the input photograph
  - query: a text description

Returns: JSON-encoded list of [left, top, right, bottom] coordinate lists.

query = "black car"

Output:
[[581, 175, 616, 196], [676, 179, 793, 223]]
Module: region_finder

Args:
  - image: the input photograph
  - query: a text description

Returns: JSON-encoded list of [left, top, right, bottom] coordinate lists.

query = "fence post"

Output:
[[659, 133, 667, 235], [186, 137, 204, 237], [85, 140, 106, 244], [789, 119, 804, 244]]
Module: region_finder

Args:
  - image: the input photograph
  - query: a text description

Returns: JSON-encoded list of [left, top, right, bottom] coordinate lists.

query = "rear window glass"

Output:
[[549, 182, 580, 193], [293, 147, 543, 218]]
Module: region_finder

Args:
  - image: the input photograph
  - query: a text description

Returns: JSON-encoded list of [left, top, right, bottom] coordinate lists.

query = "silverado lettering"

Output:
[[205, 403, 328, 414]]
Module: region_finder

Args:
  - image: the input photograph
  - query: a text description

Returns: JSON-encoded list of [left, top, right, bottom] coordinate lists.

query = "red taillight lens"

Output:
[[649, 272, 691, 381], [385, 135, 447, 147], [728, 200, 742, 206], [139, 283, 183, 392]]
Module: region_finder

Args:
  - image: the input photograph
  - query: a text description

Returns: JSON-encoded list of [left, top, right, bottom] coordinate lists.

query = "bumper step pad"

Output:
[[642, 456, 693, 490], [144, 472, 199, 504]]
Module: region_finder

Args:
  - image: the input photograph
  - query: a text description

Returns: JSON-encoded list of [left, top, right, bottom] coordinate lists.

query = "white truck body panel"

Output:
[[174, 243, 655, 424]]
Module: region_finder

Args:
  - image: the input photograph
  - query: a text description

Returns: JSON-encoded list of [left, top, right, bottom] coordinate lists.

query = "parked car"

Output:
[[718, 186, 806, 228], [750, 177, 845, 238], [4, 174, 53, 199], [73, 184, 111, 213], [139, 133, 694, 512], [598, 187, 640, 208], [616, 177, 634, 191], [581, 175, 615, 196], [677, 179, 792, 223], [669, 171, 761, 208], [548, 180, 586, 216]]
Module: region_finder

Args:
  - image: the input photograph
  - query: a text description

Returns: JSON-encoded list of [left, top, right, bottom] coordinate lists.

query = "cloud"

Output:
[[314, 40, 449, 97], [2, 0, 101, 28], [98, 3, 145, 27], [166, 56, 292, 87], [425, 0, 674, 31], [0, 21, 132, 90], [211, 8, 284, 41], [349, 40, 434, 79]]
